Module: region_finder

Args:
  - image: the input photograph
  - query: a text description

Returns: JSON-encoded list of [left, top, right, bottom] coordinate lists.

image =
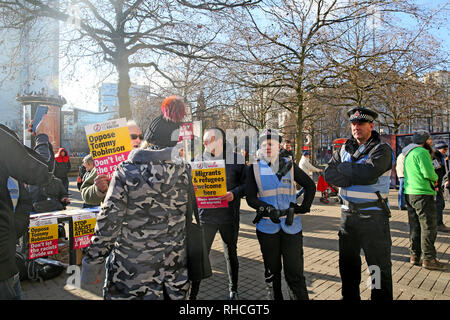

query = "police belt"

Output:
[[343, 198, 389, 216], [260, 209, 300, 225], [260, 213, 303, 220], [261, 208, 286, 217], [253, 202, 299, 225], [260, 212, 301, 219]]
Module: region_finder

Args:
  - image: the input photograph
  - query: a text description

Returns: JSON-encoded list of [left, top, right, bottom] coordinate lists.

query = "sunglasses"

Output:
[[130, 134, 144, 140]]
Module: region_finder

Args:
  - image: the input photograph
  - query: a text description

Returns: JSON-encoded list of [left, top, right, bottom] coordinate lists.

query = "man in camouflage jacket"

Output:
[[81, 147, 192, 300]]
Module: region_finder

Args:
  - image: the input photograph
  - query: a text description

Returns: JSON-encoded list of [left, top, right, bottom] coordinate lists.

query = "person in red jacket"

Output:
[[54, 148, 71, 192]]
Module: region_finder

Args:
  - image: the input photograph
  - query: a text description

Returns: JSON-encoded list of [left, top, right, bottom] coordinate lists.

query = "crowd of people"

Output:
[[1, 98, 449, 300]]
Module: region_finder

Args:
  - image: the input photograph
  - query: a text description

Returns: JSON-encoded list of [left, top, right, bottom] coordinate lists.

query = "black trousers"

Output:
[[435, 189, 445, 226], [338, 211, 393, 301], [256, 229, 309, 300], [190, 222, 239, 298], [59, 177, 69, 192]]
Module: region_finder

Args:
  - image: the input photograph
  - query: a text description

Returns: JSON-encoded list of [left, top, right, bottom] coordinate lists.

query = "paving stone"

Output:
[[19, 180, 450, 300]]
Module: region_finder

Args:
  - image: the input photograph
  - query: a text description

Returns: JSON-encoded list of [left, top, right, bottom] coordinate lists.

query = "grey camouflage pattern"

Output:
[[84, 147, 191, 300]]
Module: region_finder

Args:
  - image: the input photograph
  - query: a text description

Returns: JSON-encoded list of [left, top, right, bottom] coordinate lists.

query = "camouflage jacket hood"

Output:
[[128, 146, 179, 164]]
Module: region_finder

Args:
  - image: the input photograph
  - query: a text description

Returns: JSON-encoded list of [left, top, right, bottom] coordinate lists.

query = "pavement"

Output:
[[20, 178, 450, 300]]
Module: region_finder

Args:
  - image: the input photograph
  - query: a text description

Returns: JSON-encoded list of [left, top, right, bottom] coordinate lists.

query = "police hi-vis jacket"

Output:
[[253, 158, 302, 234], [324, 131, 395, 213]]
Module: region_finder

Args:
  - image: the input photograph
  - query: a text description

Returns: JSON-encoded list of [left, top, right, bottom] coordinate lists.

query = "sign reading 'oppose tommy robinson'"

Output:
[[85, 118, 132, 179]]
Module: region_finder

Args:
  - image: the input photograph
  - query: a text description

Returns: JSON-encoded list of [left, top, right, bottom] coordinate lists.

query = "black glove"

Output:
[[323, 164, 352, 187], [267, 206, 281, 224], [294, 204, 310, 214], [276, 158, 293, 180]]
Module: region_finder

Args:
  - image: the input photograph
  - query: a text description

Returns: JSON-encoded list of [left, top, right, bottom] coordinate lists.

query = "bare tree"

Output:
[[317, 0, 447, 129], [215, 0, 449, 161], [218, 0, 404, 161], [0, 0, 259, 119]]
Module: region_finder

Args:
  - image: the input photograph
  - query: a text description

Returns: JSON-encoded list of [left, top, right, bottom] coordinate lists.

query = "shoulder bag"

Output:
[[185, 180, 212, 281]]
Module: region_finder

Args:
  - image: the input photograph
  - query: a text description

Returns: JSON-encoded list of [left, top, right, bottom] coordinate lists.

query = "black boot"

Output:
[[228, 291, 239, 300], [190, 280, 200, 300]]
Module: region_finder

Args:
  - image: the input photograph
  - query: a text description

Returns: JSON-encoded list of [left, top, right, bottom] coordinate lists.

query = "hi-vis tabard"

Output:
[[7, 177, 19, 211], [339, 143, 395, 213], [253, 158, 301, 234]]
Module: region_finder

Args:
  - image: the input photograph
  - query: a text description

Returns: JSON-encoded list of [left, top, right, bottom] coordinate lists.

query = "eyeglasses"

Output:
[[130, 134, 144, 140]]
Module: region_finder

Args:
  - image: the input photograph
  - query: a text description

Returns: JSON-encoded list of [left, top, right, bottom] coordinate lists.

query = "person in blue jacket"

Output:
[[245, 129, 316, 300]]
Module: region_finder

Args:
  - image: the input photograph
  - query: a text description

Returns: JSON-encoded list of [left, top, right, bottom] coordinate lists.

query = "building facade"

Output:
[[0, 13, 62, 150]]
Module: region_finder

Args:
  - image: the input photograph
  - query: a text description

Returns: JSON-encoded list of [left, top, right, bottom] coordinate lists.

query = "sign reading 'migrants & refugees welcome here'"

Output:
[[191, 160, 228, 209]]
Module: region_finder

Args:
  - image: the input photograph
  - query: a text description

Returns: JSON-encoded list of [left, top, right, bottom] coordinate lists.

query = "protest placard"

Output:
[[85, 118, 132, 179], [191, 160, 228, 208], [72, 212, 97, 250], [29, 218, 58, 260], [178, 122, 193, 142]]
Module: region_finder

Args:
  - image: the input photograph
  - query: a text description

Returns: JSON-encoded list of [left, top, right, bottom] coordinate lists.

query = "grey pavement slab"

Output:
[[20, 178, 450, 300]]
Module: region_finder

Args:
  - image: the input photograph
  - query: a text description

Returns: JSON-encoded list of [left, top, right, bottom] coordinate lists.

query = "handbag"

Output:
[[185, 180, 212, 281]]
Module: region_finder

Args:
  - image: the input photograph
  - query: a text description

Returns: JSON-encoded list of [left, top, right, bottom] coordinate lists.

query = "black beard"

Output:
[[423, 142, 434, 155]]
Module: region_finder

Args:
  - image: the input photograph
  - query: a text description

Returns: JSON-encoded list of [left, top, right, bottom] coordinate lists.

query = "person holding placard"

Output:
[[80, 121, 143, 207], [189, 127, 246, 300]]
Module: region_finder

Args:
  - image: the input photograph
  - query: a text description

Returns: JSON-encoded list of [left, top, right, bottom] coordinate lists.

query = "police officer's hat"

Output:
[[347, 107, 378, 123], [258, 129, 282, 144]]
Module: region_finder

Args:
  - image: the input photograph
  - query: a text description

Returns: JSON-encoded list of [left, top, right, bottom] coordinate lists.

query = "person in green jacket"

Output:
[[403, 130, 447, 271]]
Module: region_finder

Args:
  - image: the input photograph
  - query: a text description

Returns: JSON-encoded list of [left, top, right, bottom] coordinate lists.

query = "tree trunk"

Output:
[[295, 79, 304, 164], [116, 53, 132, 119], [295, 95, 304, 165], [310, 125, 316, 165]]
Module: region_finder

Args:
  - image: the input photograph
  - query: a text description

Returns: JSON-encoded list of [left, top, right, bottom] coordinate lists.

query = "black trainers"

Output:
[[228, 291, 239, 300]]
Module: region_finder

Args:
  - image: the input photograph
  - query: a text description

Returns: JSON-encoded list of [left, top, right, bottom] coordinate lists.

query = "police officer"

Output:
[[324, 107, 394, 301], [245, 130, 316, 300]]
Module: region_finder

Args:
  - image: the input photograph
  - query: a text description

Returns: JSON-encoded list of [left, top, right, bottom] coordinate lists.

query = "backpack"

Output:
[[15, 227, 66, 282], [15, 250, 65, 282]]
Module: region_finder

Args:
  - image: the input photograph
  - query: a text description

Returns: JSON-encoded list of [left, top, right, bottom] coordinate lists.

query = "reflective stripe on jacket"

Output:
[[339, 144, 394, 212], [253, 159, 301, 234]]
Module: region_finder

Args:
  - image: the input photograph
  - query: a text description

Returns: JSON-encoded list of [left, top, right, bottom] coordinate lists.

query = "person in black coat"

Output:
[[189, 127, 246, 300], [0, 123, 51, 299], [432, 141, 450, 232]]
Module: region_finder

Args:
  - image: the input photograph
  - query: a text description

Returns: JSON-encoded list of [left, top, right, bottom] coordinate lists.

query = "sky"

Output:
[[397, 0, 449, 52], [58, 0, 449, 113]]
